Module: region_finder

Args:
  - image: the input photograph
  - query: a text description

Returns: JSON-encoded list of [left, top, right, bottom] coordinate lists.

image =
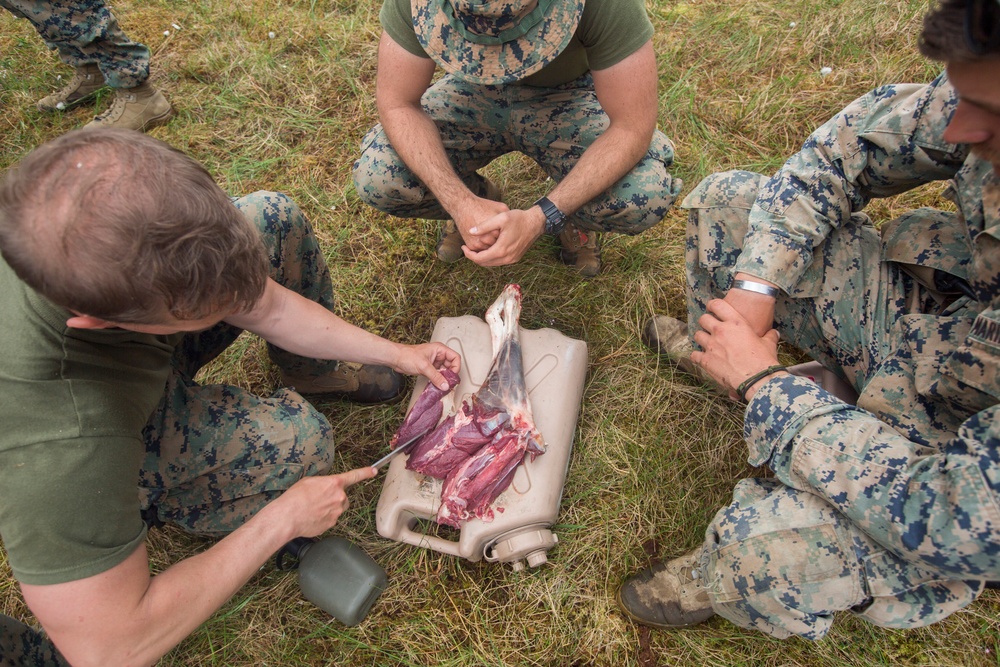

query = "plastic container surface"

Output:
[[376, 315, 588, 570], [294, 537, 388, 626]]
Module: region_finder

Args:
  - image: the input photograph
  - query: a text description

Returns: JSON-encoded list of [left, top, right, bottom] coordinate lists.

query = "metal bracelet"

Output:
[[732, 279, 780, 298]]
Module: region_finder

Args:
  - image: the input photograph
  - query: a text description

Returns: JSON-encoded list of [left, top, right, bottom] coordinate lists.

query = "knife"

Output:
[[370, 433, 425, 471]]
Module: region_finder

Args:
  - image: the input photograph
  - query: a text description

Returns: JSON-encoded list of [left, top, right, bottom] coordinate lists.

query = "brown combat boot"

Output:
[[37, 64, 105, 111], [436, 219, 465, 263], [435, 177, 503, 263], [84, 81, 173, 132], [617, 547, 716, 629], [558, 223, 601, 277], [642, 315, 725, 392], [281, 363, 404, 404]]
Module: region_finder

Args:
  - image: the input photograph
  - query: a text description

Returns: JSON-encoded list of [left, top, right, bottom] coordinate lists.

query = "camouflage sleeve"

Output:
[[744, 374, 1000, 578], [733, 74, 969, 291]]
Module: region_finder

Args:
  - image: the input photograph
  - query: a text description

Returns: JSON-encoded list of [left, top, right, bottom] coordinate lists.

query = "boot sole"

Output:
[[137, 107, 175, 132], [37, 88, 103, 113]]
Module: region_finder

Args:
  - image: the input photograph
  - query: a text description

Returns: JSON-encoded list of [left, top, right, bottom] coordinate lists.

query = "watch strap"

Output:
[[534, 196, 567, 235]]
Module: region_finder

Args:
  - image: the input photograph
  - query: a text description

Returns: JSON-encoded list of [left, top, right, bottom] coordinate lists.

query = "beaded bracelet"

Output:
[[736, 364, 787, 402]]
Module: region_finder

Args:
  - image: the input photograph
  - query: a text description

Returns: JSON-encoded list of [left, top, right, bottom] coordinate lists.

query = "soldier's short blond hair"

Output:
[[0, 128, 268, 324]]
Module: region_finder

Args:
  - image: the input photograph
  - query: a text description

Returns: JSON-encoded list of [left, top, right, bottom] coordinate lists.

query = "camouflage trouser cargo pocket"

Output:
[[703, 478, 981, 639], [153, 463, 306, 536], [704, 479, 865, 640], [141, 380, 336, 535]]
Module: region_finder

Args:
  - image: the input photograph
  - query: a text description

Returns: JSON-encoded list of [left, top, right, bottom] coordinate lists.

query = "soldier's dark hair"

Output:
[[0, 128, 268, 324], [921, 0, 1000, 62]]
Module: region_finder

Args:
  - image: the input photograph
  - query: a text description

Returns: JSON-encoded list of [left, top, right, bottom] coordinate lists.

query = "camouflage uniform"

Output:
[[352, 72, 681, 235], [139, 191, 341, 534], [0, 0, 149, 88], [680, 74, 1000, 638], [1, 192, 340, 662]]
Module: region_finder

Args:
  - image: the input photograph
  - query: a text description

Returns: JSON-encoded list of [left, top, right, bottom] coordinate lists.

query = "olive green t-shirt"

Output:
[[381, 0, 655, 87], [0, 255, 177, 585]]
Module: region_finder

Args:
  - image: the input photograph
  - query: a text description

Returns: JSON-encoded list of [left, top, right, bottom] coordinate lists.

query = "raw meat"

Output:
[[397, 284, 544, 527], [390, 368, 460, 448]]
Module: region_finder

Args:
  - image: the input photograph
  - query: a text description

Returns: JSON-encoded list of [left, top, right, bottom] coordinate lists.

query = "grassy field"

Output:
[[2, 0, 999, 665]]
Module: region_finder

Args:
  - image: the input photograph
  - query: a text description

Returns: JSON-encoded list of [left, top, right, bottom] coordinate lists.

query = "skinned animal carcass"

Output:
[[391, 284, 544, 527]]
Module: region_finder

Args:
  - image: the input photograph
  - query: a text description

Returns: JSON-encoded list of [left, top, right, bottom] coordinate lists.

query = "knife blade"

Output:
[[370, 433, 424, 471]]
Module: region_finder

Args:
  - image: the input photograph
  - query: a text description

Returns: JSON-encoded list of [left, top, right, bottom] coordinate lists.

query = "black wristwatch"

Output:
[[534, 196, 567, 235]]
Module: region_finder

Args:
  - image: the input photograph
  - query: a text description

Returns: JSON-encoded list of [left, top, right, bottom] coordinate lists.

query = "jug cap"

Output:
[[486, 527, 558, 568]]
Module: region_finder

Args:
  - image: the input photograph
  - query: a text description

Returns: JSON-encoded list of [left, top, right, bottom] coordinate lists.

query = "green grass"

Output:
[[3, 0, 999, 665]]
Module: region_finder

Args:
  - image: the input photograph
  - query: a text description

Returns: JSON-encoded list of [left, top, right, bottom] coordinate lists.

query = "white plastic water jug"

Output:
[[375, 315, 587, 570]]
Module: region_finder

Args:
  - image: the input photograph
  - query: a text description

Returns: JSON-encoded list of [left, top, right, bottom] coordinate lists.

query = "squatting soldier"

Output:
[[352, 0, 681, 277], [617, 0, 1000, 639], [1, 0, 172, 131], [0, 129, 460, 665]]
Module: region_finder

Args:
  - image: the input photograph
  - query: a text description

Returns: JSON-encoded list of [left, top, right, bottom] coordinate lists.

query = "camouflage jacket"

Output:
[[740, 75, 1000, 579]]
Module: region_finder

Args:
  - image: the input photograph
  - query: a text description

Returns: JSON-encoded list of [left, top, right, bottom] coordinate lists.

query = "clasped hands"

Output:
[[449, 195, 546, 267]]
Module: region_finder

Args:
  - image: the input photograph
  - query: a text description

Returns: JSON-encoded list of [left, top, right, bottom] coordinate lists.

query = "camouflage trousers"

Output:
[[683, 171, 981, 638], [0, 0, 149, 88], [0, 613, 69, 667], [352, 73, 682, 234], [0, 193, 338, 665], [139, 191, 340, 536]]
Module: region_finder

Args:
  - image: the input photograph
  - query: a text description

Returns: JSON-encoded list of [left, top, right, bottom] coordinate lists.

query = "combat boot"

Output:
[[558, 223, 601, 277], [436, 219, 465, 263], [642, 315, 725, 392], [84, 81, 173, 132], [281, 362, 404, 404], [617, 547, 715, 629], [435, 177, 502, 263], [37, 64, 105, 111]]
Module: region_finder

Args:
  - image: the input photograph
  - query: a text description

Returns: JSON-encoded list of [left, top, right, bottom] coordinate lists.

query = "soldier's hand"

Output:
[[463, 207, 546, 266], [279, 467, 377, 538], [691, 299, 783, 398], [453, 196, 507, 251]]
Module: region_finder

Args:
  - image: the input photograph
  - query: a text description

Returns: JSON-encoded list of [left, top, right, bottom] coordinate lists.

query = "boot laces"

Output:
[[93, 91, 131, 122]]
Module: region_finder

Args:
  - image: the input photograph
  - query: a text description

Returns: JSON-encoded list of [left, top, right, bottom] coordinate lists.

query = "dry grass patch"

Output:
[[3, 0, 1000, 665]]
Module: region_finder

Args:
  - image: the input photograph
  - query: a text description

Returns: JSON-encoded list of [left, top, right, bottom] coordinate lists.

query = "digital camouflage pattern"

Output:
[[139, 191, 341, 535], [412, 0, 584, 85], [0, 0, 149, 89], [353, 72, 681, 235], [679, 74, 1000, 638], [0, 614, 69, 667], [1, 192, 343, 659]]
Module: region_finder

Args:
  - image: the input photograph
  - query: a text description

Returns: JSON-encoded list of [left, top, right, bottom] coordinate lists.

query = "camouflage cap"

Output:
[[412, 0, 586, 85]]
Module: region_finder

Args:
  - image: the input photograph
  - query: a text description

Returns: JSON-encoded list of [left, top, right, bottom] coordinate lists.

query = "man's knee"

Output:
[[234, 190, 307, 238], [704, 480, 868, 639], [352, 126, 427, 215], [683, 170, 768, 276], [576, 174, 681, 234], [269, 388, 336, 476], [684, 170, 767, 212]]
